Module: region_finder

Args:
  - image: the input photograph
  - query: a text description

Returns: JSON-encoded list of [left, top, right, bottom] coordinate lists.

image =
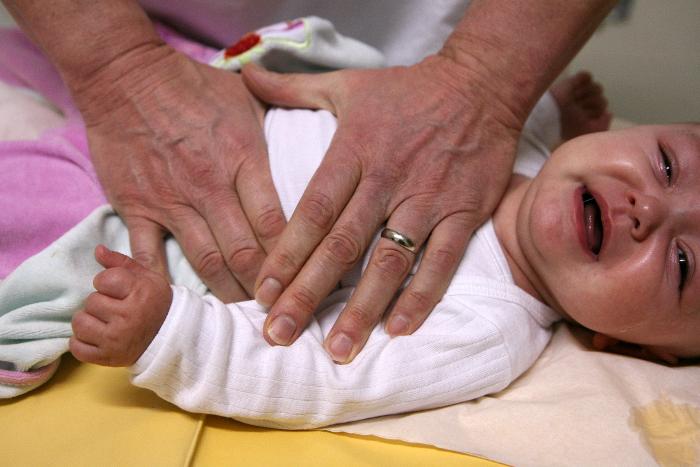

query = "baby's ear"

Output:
[[591, 332, 619, 351]]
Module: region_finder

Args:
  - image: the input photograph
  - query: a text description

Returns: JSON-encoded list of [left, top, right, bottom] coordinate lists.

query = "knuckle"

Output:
[[103, 327, 120, 347], [184, 162, 220, 190], [321, 228, 363, 268], [103, 331, 127, 357], [107, 267, 132, 286], [270, 249, 300, 274], [374, 246, 411, 277], [454, 203, 486, 230], [71, 311, 87, 332], [131, 251, 160, 271], [193, 249, 227, 280], [403, 288, 435, 312], [298, 191, 336, 231], [254, 206, 286, 243], [228, 130, 259, 155], [342, 304, 376, 330], [287, 284, 319, 316], [84, 292, 102, 312], [426, 246, 459, 273], [225, 243, 262, 275]]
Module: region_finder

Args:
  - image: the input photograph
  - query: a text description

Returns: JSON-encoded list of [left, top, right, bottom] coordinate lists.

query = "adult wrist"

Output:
[[68, 41, 178, 124], [420, 51, 525, 138], [434, 35, 532, 134], [3, 0, 167, 107]]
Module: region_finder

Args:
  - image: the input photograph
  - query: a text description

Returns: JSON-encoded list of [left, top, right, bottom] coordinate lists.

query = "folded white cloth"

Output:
[[209, 16, 384, 72]]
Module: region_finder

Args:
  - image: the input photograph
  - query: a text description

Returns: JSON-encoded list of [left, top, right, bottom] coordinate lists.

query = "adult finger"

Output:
[[126, 217, 169, 278], [242, 63, 337, 111], [235, 152, 287, 253], [195, 189, 269, 296], [166, 207, 247, 302], [322, 203, 433, 363], [254, 149, 363, 310], [385, 213, 473, 336], [261, 179, 386, 348]]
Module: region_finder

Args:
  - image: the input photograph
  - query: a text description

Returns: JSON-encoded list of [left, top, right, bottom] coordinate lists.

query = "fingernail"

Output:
[[267, 314, 296, 346], [256, 277, 283, 307], [328, 333, 354, 364], [387, 315, 410, 336]]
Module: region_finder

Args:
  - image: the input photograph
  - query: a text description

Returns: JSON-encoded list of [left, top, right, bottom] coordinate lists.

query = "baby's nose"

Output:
[[627, 190, 667, 241]]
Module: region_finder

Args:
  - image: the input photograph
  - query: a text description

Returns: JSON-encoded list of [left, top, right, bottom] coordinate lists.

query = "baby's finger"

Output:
[[93, 267, 135, 299], [69, 336, 105, 364], [71, 308, 108, 346], [94, 244, 136, 270], [82, 291, 124, 323]]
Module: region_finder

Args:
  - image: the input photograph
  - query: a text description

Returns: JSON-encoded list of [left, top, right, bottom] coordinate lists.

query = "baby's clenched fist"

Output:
[[70, 245, 173, 366]]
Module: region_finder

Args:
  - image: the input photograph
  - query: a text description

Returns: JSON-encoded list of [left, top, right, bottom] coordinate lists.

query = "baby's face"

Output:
[[517, 123, 700, 358]]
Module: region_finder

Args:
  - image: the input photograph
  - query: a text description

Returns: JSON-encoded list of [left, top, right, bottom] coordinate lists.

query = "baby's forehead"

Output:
[[656, 123, 700, 141]]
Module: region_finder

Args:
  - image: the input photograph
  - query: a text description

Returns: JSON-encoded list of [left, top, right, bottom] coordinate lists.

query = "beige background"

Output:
[[0, 1, 698, 123]]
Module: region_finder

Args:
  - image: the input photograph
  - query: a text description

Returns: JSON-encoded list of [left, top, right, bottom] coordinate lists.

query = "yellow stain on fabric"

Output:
[[630, 396, 700, 467]]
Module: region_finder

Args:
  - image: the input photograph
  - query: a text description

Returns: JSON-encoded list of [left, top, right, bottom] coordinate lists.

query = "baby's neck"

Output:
[[493, 175, 555, 309]]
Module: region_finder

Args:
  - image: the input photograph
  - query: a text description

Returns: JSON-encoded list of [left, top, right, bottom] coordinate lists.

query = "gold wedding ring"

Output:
[[380, 228, 417, 253]]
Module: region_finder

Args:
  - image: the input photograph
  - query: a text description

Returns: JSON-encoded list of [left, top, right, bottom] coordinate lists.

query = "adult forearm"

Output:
[[2, 0, 163, 90], [441, 0, 615, 128]]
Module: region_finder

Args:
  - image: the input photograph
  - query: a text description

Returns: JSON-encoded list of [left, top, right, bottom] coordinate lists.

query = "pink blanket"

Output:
[[0, 25, 217, 278]]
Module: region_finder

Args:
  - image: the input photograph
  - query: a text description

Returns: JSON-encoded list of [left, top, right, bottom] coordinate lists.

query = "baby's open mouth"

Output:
[[582, 189, 603, 255]]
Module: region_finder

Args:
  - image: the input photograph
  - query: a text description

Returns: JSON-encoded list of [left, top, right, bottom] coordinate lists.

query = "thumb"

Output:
[[94, 244, 140, 271], [241, 63, 338, 112]]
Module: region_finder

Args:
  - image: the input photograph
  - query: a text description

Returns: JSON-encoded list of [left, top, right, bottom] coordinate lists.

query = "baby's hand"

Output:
[[70, 245, 173, 367]]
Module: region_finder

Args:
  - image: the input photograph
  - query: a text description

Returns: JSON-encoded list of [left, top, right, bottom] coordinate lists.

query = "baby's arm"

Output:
[[70, 249, 515, 429], [128, 285, 513, 429], [70, 246, 172, 366]]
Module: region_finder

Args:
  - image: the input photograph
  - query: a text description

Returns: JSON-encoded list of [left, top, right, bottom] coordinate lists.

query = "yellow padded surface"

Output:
[[1, 356, 500, 466]]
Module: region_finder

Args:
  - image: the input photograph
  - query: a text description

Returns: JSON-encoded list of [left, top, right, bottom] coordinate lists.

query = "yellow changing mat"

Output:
[[1, 355, 500, 466]]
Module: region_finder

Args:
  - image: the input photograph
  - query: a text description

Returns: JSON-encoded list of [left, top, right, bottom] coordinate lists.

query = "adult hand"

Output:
[[74, 45, 286, 303], [243, 56, 521, 363]]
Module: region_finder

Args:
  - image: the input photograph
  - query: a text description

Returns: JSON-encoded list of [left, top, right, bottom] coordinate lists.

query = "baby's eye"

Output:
[[678, 246, 689, 291], [660, 145, 673, 184]]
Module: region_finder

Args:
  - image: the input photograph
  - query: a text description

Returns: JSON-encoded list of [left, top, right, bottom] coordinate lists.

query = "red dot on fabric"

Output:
[[224, 33, 262, 58]]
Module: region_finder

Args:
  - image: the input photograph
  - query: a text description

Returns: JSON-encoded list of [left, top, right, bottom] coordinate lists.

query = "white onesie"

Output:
[[129, 94, 562, 429]]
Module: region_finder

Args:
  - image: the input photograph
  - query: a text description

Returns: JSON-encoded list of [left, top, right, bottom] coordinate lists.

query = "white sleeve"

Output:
[[513, 91, 561, 178], [130, 286, 513, 429], [522, 91, 562, 152]]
